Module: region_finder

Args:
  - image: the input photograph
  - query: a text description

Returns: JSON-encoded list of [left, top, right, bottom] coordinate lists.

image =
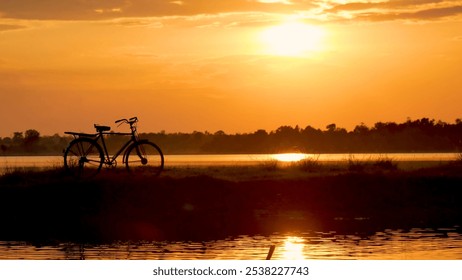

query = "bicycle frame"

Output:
[[64, 116, 164, 178], [65, 121, 140, 167], [95, 131, 135, 166]]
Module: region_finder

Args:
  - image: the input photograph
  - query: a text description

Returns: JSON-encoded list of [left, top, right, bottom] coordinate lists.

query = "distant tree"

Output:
[[353, 123, 369, 134], [1, 137, 12, 145], [4, 118, 462, 155], [253, 129, 268, 137], [23, 129, 40, 153], [326, 123, 336, 132], [24, 129, 40, 145], [274, 125, 299, 136], [12, 132, 24, 145]]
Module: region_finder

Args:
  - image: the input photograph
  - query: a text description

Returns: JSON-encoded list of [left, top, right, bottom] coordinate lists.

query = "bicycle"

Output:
[[63, 117, 164, 178]]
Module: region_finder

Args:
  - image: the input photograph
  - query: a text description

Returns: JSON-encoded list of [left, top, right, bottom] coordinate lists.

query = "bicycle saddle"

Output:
[[94, 125, 111, 132]]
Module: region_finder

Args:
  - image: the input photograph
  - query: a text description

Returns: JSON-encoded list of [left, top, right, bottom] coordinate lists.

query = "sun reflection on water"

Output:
[[272, 153, 307, 162], [281, 236, 306, 260], [1, 228, 462, 259]]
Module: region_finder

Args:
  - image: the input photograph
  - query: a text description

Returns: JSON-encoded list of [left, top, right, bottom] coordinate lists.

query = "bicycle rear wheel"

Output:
[[64, 138, 104, 178], [125, 140, 164, 176]]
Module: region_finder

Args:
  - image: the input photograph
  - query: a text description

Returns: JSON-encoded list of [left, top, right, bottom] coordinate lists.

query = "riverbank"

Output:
[[1, 153, 460, 177], [1, 161, 462, 242]]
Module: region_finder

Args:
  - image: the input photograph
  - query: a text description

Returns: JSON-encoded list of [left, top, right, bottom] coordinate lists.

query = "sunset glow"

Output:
[[1, 1, 462, 136], [272, 153, 307, 162], [260, 22, 325, 56]]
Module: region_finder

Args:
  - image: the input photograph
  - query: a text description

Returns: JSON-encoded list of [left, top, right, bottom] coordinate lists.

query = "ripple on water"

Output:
[[1, 228, 461, 260]]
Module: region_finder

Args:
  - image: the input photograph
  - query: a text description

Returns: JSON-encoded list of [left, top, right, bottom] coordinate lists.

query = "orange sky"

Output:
[[1, 0, 462, 136]]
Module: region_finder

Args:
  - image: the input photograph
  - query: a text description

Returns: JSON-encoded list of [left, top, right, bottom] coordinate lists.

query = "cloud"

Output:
[[0, 23, 24, 31], [354, 5, 462, 21], [328, 0, 446, 12], [326, 0, 462, 21], [1, 0, 461, 24], [408, 4, 462, 19], [0, 0, 127, 20], [0, 0, 315, 20]]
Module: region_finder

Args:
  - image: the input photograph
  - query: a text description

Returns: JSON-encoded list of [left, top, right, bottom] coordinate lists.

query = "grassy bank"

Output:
[[1, 160, 462, 242]]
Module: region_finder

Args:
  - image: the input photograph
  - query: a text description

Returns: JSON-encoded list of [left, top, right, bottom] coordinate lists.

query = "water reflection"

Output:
[[281, 236, 305, 259], [1, 228, 461, 260], [272, 153, 307, 162], [1, 153, 459, 173]]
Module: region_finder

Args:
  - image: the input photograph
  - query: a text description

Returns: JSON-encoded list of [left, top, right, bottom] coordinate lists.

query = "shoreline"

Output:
[[1, 162, 462, 243]]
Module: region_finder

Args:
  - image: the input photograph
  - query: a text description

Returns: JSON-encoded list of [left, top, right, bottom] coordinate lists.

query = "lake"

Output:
[[1, 153, 461, 260], [1, 228, 461, 260]]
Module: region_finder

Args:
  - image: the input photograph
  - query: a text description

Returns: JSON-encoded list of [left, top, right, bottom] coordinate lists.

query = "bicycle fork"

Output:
[[122, 144, 148, 165]]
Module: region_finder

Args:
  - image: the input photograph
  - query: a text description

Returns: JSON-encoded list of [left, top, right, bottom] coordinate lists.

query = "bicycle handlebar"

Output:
[[115, 117, 138, 125]]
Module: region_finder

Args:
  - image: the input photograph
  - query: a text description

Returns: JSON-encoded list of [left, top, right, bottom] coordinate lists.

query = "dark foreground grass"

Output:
[[1, 162, 462, 243]]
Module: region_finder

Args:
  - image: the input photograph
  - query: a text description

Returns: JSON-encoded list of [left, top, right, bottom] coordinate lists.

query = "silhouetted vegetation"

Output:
[[0, 129, 69, 155], [1, 163, 462, 242], [2, 118, 462, 155]]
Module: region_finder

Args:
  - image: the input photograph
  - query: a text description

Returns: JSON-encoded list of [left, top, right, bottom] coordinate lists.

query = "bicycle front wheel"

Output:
[[64, 138, 103, 178], [125, 140, 164, 176]]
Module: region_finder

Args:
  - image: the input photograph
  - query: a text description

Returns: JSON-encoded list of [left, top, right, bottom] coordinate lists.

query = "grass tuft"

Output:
[[294, 155, 322, 172], [258, 159, 280, 172], [373, 156, 398, 171], [348, 155, 397, 172]]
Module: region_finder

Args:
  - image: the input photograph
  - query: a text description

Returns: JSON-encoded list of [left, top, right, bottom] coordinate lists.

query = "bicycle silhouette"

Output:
[[63, 117, 164, 178]]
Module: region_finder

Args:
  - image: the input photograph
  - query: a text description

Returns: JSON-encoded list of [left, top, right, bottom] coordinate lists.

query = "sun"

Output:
[[260, 21, 325, 56], [272, 153, 307, 162]]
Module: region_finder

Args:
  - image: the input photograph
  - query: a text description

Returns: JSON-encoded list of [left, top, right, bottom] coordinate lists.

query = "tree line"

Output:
[[1, 118, 462, 155]]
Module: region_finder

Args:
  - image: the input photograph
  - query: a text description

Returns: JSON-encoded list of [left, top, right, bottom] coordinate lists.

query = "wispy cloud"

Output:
[[1, 0, 461, 23], [0, 23, 22, 31], [366, 5, 462, 21], [325, 0, 462, 21], [328, 0, 446, 12], [0, 0, 314, 20]]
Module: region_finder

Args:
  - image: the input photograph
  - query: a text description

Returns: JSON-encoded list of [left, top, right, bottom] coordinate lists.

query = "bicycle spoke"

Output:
[[86, 159, 101, 163], [81, 143, 93, 156], [68, 149, 80, 157], [64, 138, 103, 179], [126, 141, 164, 176], [77, 141, 85, 156]]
